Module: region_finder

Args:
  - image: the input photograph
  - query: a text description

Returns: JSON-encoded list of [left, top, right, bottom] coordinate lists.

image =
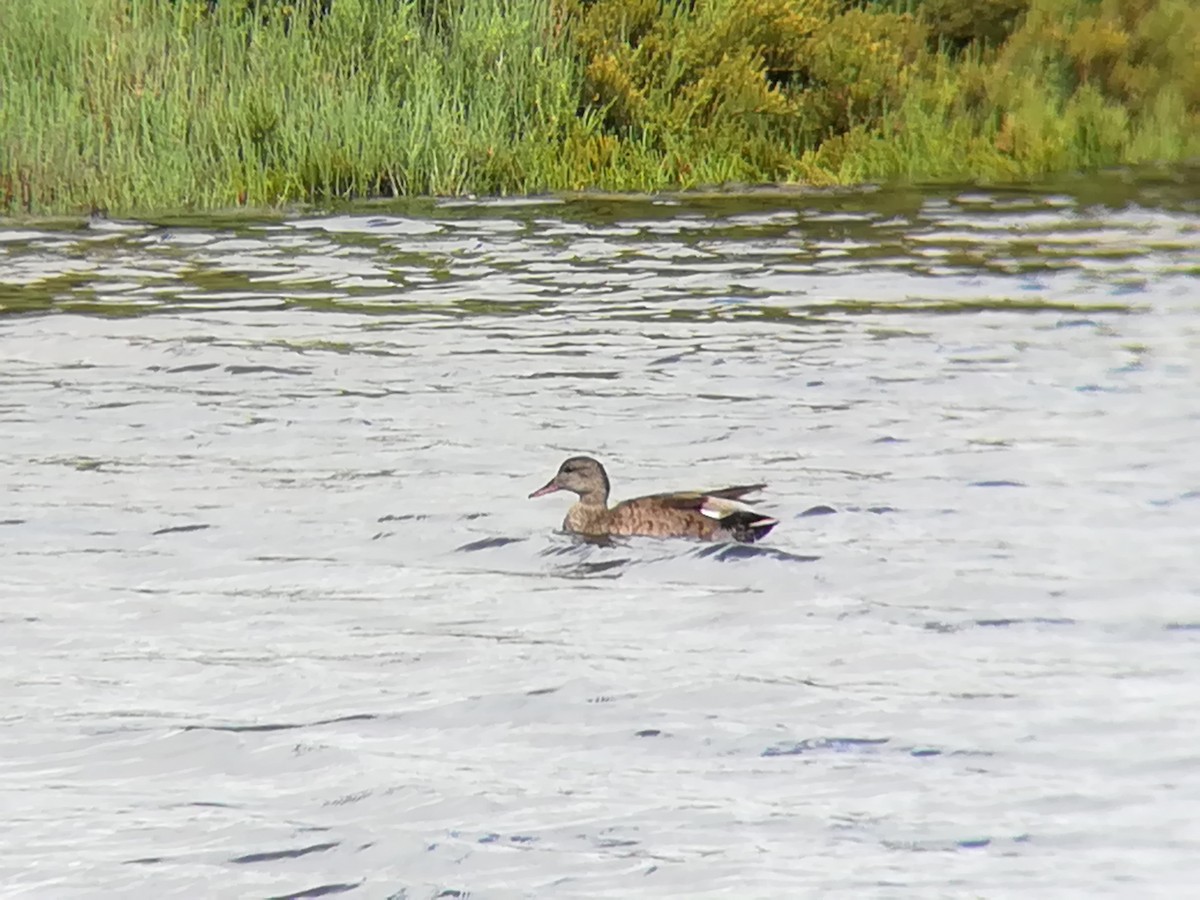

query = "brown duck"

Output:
[[529, 456, 778, 543]]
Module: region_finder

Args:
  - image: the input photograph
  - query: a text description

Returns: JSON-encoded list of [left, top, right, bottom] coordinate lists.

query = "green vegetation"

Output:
[[1, 0, 1197, 215]]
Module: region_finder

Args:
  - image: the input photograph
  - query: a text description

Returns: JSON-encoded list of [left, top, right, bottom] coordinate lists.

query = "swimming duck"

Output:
[[528, 456, 777, 543]]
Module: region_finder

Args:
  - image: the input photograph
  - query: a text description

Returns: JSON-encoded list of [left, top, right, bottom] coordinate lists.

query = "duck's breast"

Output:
[[563, 503, 611, 535]]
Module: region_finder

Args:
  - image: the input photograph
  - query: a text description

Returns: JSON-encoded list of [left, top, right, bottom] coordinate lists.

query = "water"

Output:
[[2, 174, 1199, 898]]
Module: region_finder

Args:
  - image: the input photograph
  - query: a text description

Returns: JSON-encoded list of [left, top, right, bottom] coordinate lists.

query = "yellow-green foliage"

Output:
[[796, 9, 929, 136], [949, 0, 1200, 173], [557, 0, 935, 185], [559, 0, 1200, 188], [566, 1, 932, 139], [568, 0, 819, 135], [915, 0, 1031, 50]]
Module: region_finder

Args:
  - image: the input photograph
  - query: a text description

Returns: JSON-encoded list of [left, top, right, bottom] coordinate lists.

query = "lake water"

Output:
[[2, 175, 1199, 898]]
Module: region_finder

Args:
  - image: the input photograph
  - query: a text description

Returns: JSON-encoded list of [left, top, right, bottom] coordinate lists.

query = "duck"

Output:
[[528, 456, 777, 543]]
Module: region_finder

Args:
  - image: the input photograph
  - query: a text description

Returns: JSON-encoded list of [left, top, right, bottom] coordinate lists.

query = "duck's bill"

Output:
[[528, 480, 560, 498]]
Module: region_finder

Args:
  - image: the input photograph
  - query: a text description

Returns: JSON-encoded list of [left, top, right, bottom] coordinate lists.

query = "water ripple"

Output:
[[2, 177, 1199, 895]]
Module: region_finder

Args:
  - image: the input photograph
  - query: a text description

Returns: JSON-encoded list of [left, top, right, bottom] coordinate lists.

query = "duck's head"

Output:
[[528, 456, 610, 504]]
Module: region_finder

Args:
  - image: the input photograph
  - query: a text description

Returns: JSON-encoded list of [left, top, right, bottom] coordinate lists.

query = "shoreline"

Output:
[[3, 164, 1197, 226]]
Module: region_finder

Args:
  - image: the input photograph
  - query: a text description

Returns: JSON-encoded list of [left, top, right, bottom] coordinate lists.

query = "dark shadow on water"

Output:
[[159, 362, 220, 374], [762, 737, 993, 759], [558, 558, 631, 576], [182, 713, 377, 733], [819, 298, 1133, 316], [231, 841, 339, 865], [544, 559, 632, 579], [456, 536, 526, 552], [534, 535, 637, 577], [151, 523, 212, 536], [475, 831, 540, 845], [693, 543, 820, 563], [974, 616, 1074, 627], [762, 737, 889, 756], [799, 504, 837, 517], [881, 836, 1009, 853], [537, 534, 634, 555], [532, 533, 818, 571], [224, 364, 313, 376], [538, 533, 626, 551], [266, 881, 363, 900], [925, 617, 1076, 632]]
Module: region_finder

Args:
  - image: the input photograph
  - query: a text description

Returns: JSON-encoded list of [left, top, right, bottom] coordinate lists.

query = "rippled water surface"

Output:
[[3, 176, 1199, 898]]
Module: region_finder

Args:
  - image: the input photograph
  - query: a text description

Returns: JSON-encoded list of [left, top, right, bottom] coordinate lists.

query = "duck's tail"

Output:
[[693, 493, 778, 543], [718, 510, 779, 543]]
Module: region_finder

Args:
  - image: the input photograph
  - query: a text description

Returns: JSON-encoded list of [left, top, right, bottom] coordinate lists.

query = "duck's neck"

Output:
[[565, 491, 609, 534], [575, 489, 608, 509]]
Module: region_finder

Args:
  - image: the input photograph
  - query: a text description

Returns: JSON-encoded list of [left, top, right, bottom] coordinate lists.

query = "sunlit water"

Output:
[[2, 175, 1199, 898]]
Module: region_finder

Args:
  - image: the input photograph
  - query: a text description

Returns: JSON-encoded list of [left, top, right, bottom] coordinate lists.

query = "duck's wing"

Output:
[[668, 484, 766, 504], [624, 487, 772, 520], [633, 484, 767, 511], [610, 487, 777, 542]]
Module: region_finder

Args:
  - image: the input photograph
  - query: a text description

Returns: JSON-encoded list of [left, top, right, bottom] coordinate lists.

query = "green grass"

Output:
[[1, 0, 1197, 216], [0, 0, 583, 213]]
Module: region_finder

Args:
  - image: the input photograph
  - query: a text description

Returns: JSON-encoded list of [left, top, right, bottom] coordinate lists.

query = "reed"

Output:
[[0, 0, 581, 213], [2, 0, 1197, 215]]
